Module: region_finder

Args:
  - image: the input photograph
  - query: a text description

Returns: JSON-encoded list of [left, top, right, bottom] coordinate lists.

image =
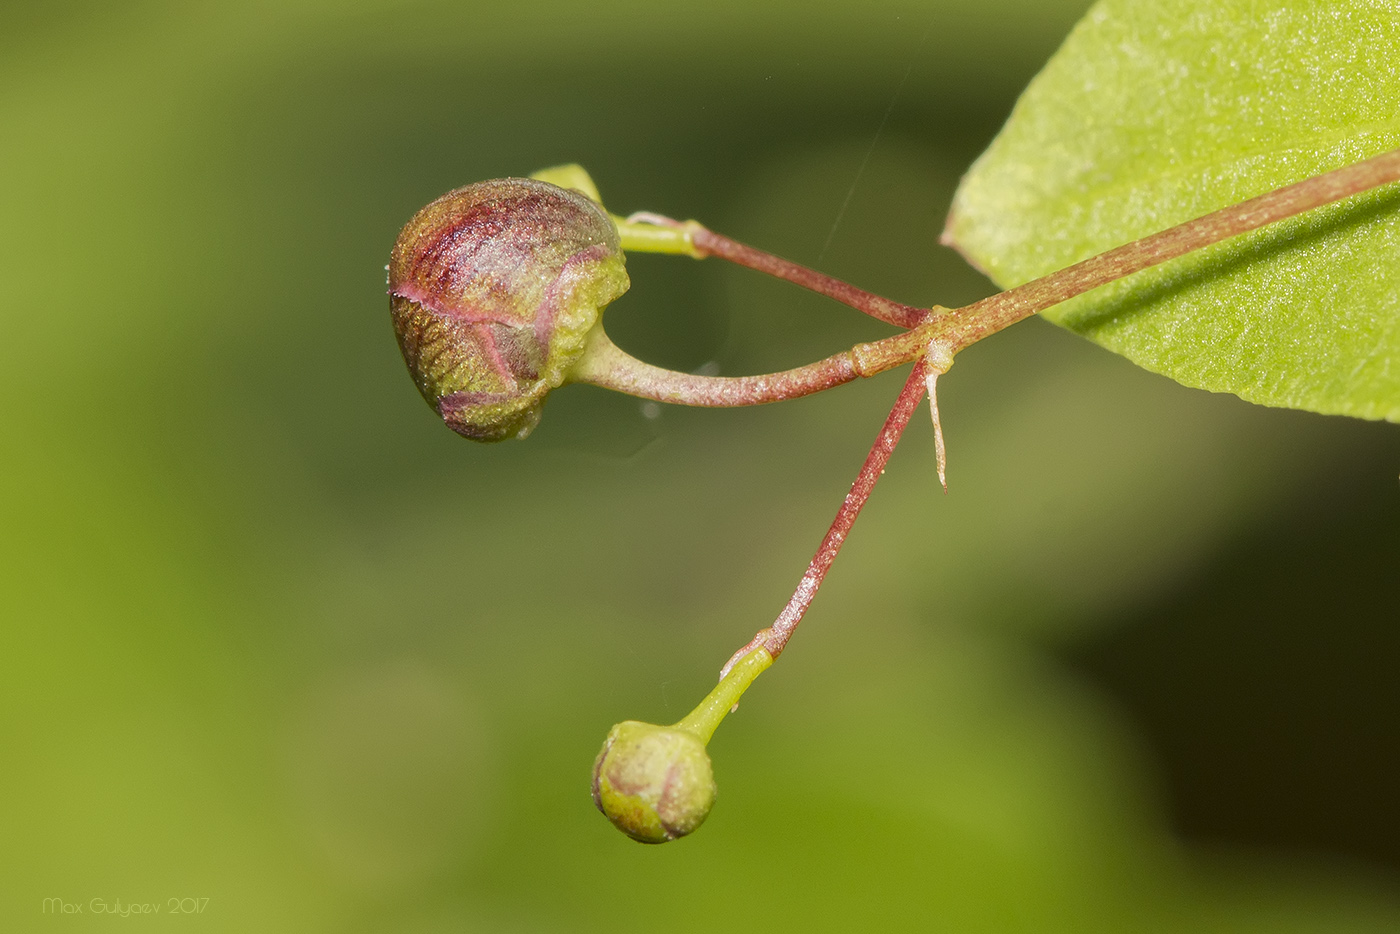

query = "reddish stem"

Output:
[[690, 226, 931, 330], [699, 146, 1400, 678], [592, 148, 1400, 416], [721, 359, 930, 676], [937, 147, 1400, 348]]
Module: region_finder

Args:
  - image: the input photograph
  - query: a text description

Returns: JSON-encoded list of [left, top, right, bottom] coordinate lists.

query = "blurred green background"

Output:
[[3, 1, 1398, 931]]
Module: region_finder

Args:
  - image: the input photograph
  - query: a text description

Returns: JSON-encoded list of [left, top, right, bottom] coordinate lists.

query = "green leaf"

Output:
[[945, 0, 1400, 421]]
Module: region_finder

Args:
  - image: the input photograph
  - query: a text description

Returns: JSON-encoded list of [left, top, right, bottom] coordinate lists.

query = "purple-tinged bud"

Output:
[[388, 178, 629, 441], [591, 720, 716, 844]]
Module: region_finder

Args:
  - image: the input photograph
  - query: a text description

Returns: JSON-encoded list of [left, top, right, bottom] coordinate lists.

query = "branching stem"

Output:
[[601, 147, 1400, 420], [715, 145, 1400, 674], [607, 148, 1400, 678]]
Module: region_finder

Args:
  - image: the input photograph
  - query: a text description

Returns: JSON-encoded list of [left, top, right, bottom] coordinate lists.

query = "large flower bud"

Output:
[[388, 178, 629, 441], [591, 720, 717, 844]]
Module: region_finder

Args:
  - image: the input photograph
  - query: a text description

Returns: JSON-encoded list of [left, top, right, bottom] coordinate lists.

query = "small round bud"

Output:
[[388, 177, 629, 441], [591, 720, 716, 844]]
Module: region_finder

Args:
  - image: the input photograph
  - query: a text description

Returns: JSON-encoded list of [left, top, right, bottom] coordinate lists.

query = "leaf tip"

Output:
[[939, 206, 992, 279]]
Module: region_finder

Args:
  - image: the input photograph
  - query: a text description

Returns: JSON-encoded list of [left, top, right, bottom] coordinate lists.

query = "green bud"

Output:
[[388, 177, 629, 441], [591, 720, 717, 844], [589, 647, 773, 844]]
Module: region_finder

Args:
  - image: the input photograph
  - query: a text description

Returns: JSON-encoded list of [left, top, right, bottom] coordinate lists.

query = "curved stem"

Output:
[[568, 326, 932, 407], [721, 359, 930, 677], [570, 328, 855, 405]]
